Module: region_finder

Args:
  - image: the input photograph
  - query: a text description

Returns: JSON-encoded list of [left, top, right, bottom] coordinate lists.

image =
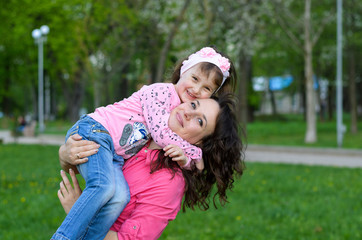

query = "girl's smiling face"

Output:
[[175, 63, 220, 103], [168, 98, 219, 145]]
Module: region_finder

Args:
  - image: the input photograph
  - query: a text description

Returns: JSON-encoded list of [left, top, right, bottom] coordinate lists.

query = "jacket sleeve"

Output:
[[139, 84, 202, 165]]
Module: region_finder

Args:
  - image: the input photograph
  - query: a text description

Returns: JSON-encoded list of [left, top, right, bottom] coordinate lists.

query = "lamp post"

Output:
[[336, 0, 345, 147], [32, 25, 49, 133]]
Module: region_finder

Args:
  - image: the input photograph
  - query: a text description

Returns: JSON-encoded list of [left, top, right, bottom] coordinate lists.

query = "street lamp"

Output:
[[336, 0, 345, 147], [32, 25, 49, 133]]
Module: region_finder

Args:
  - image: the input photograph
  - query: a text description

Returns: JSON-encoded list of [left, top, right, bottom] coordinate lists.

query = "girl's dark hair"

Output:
[[150, 93, 245, 211], [170, 46, 237, 95]]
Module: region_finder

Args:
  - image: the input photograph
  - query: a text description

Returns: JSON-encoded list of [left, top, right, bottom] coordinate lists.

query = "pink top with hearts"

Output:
[[88, 83, 202, 166]]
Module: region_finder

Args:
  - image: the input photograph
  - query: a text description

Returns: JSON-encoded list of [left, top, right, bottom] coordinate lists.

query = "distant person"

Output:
[[16, 116, 26, 134], [52, 47, 238, 240]]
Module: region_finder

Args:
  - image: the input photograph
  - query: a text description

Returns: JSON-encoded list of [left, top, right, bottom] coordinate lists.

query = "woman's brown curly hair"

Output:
[[150, 93, 246, 211]]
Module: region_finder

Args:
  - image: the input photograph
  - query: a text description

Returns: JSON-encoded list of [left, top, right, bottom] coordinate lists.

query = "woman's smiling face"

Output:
[[168, 98, 219, 145]]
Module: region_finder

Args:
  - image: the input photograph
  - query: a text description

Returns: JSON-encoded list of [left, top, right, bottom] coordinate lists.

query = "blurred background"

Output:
[[1, 1, 362, 239], [1, 0, 361, 148]]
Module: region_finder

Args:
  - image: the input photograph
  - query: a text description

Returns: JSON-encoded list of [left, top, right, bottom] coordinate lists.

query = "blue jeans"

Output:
[[52, 115, 130, 240]]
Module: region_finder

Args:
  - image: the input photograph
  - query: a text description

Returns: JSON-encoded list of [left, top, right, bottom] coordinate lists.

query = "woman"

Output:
[[57, 94, 245, 239]]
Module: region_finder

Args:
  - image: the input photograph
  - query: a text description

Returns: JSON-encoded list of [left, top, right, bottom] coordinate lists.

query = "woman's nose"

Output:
[[184, 111, 192, 120]]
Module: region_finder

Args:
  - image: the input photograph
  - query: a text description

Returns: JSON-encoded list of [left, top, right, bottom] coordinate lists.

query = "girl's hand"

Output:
[[58, 169, 82, 214], [163, 144, 187, 167], [59, 134, 100, 165], [195, 158, 204, 171]]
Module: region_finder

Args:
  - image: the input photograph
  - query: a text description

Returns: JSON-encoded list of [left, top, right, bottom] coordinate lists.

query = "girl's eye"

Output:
[[205, 87, 211, 92], [198, 118, 203, 127], [192, 76, 198, 81], [191, 102, 196, 109]]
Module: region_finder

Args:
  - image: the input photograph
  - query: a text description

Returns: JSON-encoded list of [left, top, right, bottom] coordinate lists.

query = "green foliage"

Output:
[[0, 1, 361, 137]]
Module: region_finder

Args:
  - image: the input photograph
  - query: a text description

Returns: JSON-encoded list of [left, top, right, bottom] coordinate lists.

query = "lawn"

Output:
[[246, 114, 362, 149], [161, 163, 362, 240], [1, 144, 361, 239]]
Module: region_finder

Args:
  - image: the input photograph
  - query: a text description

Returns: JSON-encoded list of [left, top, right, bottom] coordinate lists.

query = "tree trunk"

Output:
[[119, 63, 129, 100], [237, 51, 251, 126], [149, 21, 160, 84], [60, 60, 86, 122], [93, 76, 101, 109], [202, 0, 214, 43], [269, 88, 277, 116], [348, 48, 358, 134], [327, 84, 334, 120], [298, 71, 306, 120], [155, 0, 191, 82], [2, 54, 11, 115], [304, 0, 317, 143]]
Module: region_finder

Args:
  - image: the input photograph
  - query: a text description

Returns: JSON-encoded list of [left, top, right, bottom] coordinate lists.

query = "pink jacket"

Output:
[[110, 145, 185, 239]]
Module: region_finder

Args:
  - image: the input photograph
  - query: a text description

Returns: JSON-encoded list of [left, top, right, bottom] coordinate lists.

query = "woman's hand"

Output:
[[59, 134, 100, 166], [58, 169, 82, 214]]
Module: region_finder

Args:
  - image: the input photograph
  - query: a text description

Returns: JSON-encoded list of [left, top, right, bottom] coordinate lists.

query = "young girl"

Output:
[[52, 47, 236, 240]]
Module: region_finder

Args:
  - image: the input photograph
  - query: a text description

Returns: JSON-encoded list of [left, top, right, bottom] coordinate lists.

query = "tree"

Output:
[[0, 0, 42, 117], [47, 0, 143, 121], [271, 0, 334, 143], [211, 0, 268, 125], [155, 0, 192, 82], [345, 0, 362, 134]]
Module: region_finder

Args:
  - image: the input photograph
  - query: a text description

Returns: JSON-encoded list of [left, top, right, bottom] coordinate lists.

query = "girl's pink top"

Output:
[[110, 145, 185, 239], [89, 83, 202, 166]]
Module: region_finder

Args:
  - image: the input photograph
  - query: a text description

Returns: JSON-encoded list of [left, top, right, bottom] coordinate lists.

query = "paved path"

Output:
[[1, 130, 361, 168], [246, 145, 362, 168], [0, 130, 64, 146]]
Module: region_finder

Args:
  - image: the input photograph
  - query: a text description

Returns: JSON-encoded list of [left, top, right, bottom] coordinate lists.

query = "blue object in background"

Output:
[[313, 75, 319, 90], [269, 75, 293, 91]]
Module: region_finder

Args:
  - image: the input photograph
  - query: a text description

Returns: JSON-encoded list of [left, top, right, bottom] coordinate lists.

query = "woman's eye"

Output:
[[198, 118, 203, 127], [191, 102, 196, 109]]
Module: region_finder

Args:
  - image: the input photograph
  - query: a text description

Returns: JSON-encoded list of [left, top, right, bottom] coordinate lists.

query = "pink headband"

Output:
[[180, 47, 230, 93]]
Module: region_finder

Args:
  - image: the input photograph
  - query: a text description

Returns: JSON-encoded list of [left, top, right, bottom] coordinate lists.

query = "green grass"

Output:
[[161, 163, 362, 240], [40, 119, 73, 135], [1, 144, 361, 239], [246, 114, 362, 149], [0, 144, 84, 239]]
